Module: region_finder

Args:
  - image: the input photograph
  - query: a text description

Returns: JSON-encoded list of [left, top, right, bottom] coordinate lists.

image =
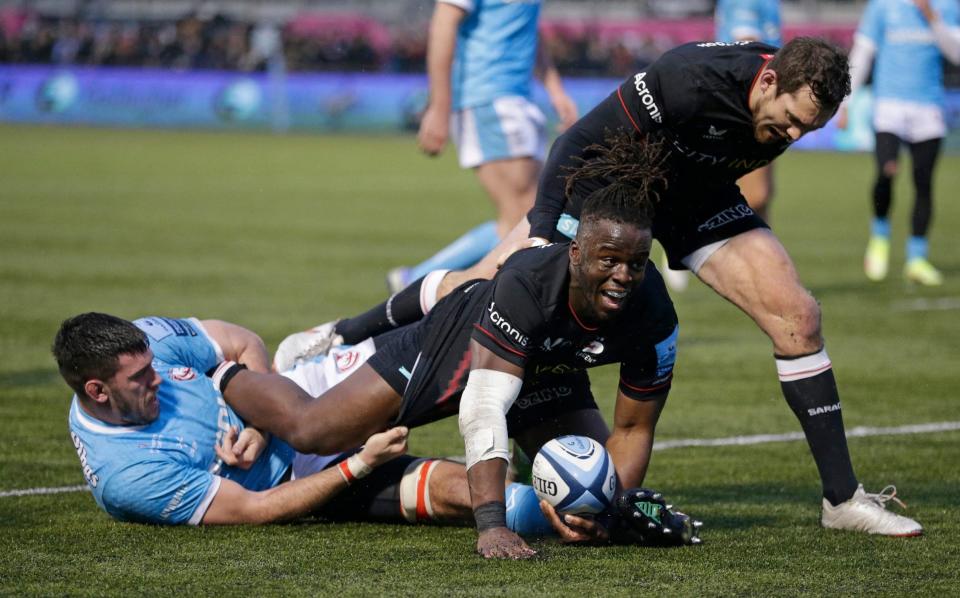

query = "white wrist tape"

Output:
[[337, 453, 373, 485], [458, 369, 523, 470]]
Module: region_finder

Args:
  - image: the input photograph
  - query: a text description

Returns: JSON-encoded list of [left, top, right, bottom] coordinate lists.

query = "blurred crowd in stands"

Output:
[[0, 6, 856, 78]]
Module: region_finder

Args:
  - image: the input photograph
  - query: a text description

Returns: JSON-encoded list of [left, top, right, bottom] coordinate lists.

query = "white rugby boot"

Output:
[[821, 485, 922, 537], [272, 320, 343, 373]]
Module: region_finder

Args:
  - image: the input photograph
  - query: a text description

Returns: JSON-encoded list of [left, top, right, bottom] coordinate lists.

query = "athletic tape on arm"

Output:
[[458, 369, 523, 470]]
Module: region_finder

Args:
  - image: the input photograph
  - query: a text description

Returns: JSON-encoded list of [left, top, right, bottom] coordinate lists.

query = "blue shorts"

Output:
[[451, 96, 547, 168]]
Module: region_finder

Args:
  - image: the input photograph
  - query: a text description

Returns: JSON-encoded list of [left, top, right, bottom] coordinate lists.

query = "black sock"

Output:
[[778, 361, 859, 506], [334, 277, 427, 344]]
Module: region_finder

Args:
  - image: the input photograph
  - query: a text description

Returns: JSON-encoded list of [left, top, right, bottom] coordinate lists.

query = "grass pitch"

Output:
[[1, 124, 958, 596]]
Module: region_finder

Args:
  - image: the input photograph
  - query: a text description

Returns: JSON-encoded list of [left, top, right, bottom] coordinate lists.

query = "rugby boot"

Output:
[[904, 258, 943, 286], [272, 320, 343, 372], [821, 484, 922, 536], [863, 235, 890, 281]]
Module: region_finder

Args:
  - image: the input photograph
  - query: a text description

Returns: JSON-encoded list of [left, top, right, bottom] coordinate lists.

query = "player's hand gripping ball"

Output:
[[532, 435, 617, 515]]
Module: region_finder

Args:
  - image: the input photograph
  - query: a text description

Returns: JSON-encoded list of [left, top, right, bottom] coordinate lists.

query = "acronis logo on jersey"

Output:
[[633, 72, 662, 123], [486, 301, 530, 347]]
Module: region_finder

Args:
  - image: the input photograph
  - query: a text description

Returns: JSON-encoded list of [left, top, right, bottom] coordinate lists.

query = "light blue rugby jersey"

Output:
[[445, 0, 541, 110], [68, 316, 294, 525], [715, 0, 782, 46], [858, 0, 960, 105]]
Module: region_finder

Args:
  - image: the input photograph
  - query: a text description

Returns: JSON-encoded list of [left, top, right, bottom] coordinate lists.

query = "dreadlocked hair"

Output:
[[563, 128, 668, 232]]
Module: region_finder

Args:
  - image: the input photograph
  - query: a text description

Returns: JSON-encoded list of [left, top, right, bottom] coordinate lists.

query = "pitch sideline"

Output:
[[3, 420, 959, 498]]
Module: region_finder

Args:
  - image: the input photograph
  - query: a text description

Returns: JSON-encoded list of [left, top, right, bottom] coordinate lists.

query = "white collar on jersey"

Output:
[[71, 398, 149, 435]]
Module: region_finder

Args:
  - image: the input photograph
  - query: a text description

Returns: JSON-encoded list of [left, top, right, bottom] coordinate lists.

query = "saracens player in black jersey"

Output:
[[220, 134, 692, 559], [274, 37, 922, 539]]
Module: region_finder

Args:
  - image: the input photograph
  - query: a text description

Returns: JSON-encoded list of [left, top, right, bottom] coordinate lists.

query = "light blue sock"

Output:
[[906, 236, 928, 262], [505, 483, 555, 537], [871, 217, 891, 239], [407, 221, 499, 281]]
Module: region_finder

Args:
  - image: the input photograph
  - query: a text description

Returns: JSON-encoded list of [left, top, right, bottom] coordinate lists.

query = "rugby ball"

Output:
[[531, 435, 617, 515]]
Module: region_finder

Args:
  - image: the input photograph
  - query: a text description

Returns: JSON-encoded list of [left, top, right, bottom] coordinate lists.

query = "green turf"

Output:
[[1, 124, 958, 595]]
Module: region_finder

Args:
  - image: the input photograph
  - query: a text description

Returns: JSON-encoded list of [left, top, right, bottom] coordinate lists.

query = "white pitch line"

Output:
[[0, 484, 89, 498], [892, 296, 960, 312], [3, 421, 960, 498], [652, 420, 960, 450]]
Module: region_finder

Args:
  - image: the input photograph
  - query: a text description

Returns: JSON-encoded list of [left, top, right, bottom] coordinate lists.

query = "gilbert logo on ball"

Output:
[[532, 435, 617, 515]]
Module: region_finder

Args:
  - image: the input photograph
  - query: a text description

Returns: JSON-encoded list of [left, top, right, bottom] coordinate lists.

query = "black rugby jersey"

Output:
[[530, 41, 789, 240], [471, 244, 678, 400]]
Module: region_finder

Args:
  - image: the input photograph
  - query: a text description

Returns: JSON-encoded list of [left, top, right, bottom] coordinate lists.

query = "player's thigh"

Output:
[[475, 157, 541, 205], [298, 364, 403, 453], [874, 132, 902, 175], [654, 182, 767, 271], [696, 228, 821, 353]]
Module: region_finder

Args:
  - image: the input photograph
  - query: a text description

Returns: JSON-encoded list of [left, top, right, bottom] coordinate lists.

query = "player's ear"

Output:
[[569, 239, 582, 266], [760, 69, 777, 93], [83, 379, 109, 403]]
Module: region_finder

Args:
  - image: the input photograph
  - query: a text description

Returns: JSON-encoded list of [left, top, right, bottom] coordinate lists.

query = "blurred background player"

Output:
[[388, 0, 578, 292], [842, 0, 960, 286]]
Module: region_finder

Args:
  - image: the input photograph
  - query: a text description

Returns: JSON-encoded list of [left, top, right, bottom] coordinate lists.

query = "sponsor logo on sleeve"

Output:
[[486, 302, 529, 348], [632, 72, 662, 123]]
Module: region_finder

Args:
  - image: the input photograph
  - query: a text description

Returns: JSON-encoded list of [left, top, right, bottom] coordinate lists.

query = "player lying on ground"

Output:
[[277, 37, 922, 538], [54, 313, 472, 526], [219, 133, 696, 558], [53, 312, 692, 545]]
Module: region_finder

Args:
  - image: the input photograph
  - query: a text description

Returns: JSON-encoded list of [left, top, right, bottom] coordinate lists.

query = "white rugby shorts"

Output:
[[451, 96, 547, 168], [873, 98, 946, 143]]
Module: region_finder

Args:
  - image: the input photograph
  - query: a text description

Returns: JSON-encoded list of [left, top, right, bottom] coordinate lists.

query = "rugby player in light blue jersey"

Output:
[[386, 0, 578, 293], [842, 0, 960, 285], [55, 313, 481, 526]]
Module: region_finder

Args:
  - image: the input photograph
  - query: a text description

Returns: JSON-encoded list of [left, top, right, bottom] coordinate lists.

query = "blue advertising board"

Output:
[[1, 65, 958, 151]]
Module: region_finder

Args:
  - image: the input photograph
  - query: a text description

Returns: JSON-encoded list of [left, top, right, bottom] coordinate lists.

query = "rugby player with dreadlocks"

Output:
[[221, 132, 692, 559]]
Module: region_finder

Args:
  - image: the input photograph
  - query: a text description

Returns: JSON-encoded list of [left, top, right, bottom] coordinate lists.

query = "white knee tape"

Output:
[[458, 368, 523, 470], [400, 458, 439, 522]]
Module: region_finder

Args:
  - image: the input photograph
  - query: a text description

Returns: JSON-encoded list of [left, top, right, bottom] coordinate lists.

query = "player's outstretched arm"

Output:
[[606, 389, 667, 489], [418, 2, 464, 156], [535, 31, 578, 132], [460, 341, 535, 559], [202, 427, 409, 525]]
